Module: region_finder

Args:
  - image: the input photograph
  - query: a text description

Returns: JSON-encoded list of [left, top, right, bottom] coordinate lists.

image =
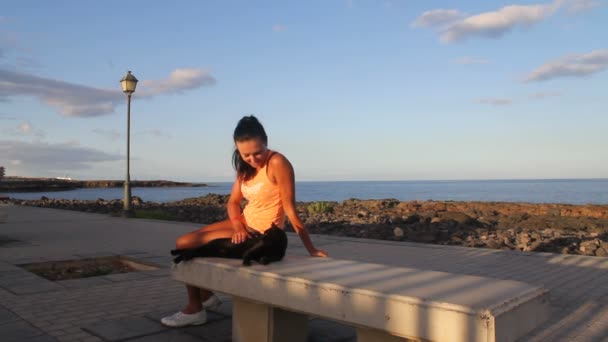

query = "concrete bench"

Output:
[[171, 255, 550, 342]]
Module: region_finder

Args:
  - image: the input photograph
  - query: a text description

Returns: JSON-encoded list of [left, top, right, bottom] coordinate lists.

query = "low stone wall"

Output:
[[4, 194, 608, 257]]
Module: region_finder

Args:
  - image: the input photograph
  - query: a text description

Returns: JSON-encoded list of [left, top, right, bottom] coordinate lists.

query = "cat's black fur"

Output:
[[171, 224, 287, 266]]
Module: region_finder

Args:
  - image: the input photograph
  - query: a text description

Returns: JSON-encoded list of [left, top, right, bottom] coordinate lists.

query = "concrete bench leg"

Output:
[[232, 296, 308, 342], [357, 327, 419, 342]]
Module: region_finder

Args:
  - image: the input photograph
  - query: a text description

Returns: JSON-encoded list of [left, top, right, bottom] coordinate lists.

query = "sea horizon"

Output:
[[3, 178, 608, 205], [5, 176, 608, 183]]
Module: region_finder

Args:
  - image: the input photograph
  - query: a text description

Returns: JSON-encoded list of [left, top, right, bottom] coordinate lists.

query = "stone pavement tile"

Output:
[[0, 306, 20, 324], [7, 257, 50, 265], [22, 334, 59, 342], [134, 256, 172, 269], [0, 268, 31, 278], [0, 262, 21, 271], [207, 299, 233, 317], [308, 318, 356, 342], [56, 277, 113, 289], [142, 269, 170, 277], [145, 310, 226, 326], [524, 301, 601, 342], [81, 316, 167, 341], [116, 250, 149, 256], [73, 252, 117, 259], [1, 278, 65, 295], [181, 318, 232, 342], [121, 254, 165, 264], [0, 275, 39, 288], [127, 330, 204, 342], [101, 272, 155, 283], [0, 320, 45, 341], [572, 324, 608, 342], [0, 240, 35, 248]]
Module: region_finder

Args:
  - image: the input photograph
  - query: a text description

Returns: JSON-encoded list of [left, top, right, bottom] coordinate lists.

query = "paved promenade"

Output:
[[0, 204, 607, 342]]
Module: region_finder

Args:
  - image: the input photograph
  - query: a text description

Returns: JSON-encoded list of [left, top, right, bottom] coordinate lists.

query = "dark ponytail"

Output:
[[232, 115, 268, 181]]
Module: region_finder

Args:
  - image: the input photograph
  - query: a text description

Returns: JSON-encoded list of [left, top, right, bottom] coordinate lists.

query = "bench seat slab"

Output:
[[172, 256, 549, 342]]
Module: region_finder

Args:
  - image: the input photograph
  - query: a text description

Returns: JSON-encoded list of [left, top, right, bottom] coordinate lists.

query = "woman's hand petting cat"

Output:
[[232, 226, 251, 244]]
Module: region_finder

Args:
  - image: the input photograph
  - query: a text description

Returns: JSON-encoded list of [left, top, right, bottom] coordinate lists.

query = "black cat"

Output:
[[171, 224, 288, 266]]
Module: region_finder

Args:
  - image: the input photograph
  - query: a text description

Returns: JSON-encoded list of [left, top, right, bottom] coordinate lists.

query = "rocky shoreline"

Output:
[[0, 177, 207, 192], [4, 194, 608, 258]]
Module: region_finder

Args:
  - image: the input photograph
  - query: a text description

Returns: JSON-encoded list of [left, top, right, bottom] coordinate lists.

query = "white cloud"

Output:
[[0, 68, 216, 117], [15, 56, 43, 69], [92, 128, 121, 140], [0, 29, 42, 72], [0, 69, 121, 117], [0, 114, 16, 120], [524, 49, 608, 82], [272, 24, 288, 32], [567, 0, 602, 12], [18, 121, 31, 134], [135, 128, 172, 138], [1, 121, 45, 137], [92, 127, 171, 139], [411, 9, 464, 28], [529, 91, 562, 98], [0, 31, 18, 46], [139, 68, 216, 96], [0, 140, 122, 172], [477, 98, 513, 106], [413, 1, 563, 43], [451, 56, 490, 65]]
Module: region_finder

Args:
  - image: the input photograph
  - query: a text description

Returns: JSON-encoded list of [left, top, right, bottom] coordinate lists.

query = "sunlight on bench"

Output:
[[172, 255, 550, 342]]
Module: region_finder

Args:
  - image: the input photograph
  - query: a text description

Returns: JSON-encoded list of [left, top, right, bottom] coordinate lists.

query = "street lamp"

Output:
[[120, 70, 138, 217]]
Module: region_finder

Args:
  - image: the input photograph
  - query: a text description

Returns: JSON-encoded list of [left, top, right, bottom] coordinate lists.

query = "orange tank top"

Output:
[[240, 152, 285, 232]]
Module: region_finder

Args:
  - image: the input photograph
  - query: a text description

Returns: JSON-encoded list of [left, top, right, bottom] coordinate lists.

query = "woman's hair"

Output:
[[232, 115, 268, 181]]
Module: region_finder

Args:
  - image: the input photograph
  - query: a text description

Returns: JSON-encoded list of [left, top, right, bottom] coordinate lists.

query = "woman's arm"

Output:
[[227, 178, 250, 243], [270, 154, 328, 257]]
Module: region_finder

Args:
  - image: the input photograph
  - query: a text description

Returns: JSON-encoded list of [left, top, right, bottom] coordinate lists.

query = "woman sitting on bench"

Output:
[[161, 115, 328, 327]]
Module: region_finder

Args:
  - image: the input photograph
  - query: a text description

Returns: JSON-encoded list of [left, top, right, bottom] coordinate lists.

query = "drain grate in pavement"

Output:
[[17, 256, 159, 281]]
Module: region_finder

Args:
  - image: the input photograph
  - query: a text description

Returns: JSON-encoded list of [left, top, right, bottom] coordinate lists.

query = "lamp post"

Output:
[[120, 70, 138, 217]]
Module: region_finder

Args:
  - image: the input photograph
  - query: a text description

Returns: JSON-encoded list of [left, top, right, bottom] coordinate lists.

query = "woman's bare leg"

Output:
[[176, 219, 234, 314]]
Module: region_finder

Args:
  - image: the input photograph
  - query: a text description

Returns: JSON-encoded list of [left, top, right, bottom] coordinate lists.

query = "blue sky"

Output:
[[1, 0, 607, 182]]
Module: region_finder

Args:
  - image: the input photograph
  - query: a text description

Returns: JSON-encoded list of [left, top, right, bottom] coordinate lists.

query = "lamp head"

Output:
[[120, 71, 138, 94]]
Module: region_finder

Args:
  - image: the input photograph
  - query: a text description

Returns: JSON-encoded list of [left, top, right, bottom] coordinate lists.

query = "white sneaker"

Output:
[[160, 310, 207, 327], [202, 294, 222, 309]]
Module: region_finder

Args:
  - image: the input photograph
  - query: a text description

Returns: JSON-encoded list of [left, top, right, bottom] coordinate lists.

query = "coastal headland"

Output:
[[0, 177, 207, 192], [3, 193, 607, 258]]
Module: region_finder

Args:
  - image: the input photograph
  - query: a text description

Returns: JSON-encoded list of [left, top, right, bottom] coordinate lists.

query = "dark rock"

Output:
[[7, 196, 608, 258], [403, 214, 420, 224], [438, 211, 475, 225], [579, 240, 599, 255], [408, 231, 438, 243], [485, 239, 501, 249], [393, 227, 404, 238], [596, 248, 608, 257]]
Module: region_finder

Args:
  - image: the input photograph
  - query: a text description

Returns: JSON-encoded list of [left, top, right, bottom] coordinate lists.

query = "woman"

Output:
[[161, 115, 328, 327]]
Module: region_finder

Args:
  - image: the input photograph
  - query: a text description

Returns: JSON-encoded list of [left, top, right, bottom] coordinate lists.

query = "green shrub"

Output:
[[307, 201, 334, 214]]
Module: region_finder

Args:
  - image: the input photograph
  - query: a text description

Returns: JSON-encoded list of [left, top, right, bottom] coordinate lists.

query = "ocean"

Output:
[[3, 179, 608, 205]]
